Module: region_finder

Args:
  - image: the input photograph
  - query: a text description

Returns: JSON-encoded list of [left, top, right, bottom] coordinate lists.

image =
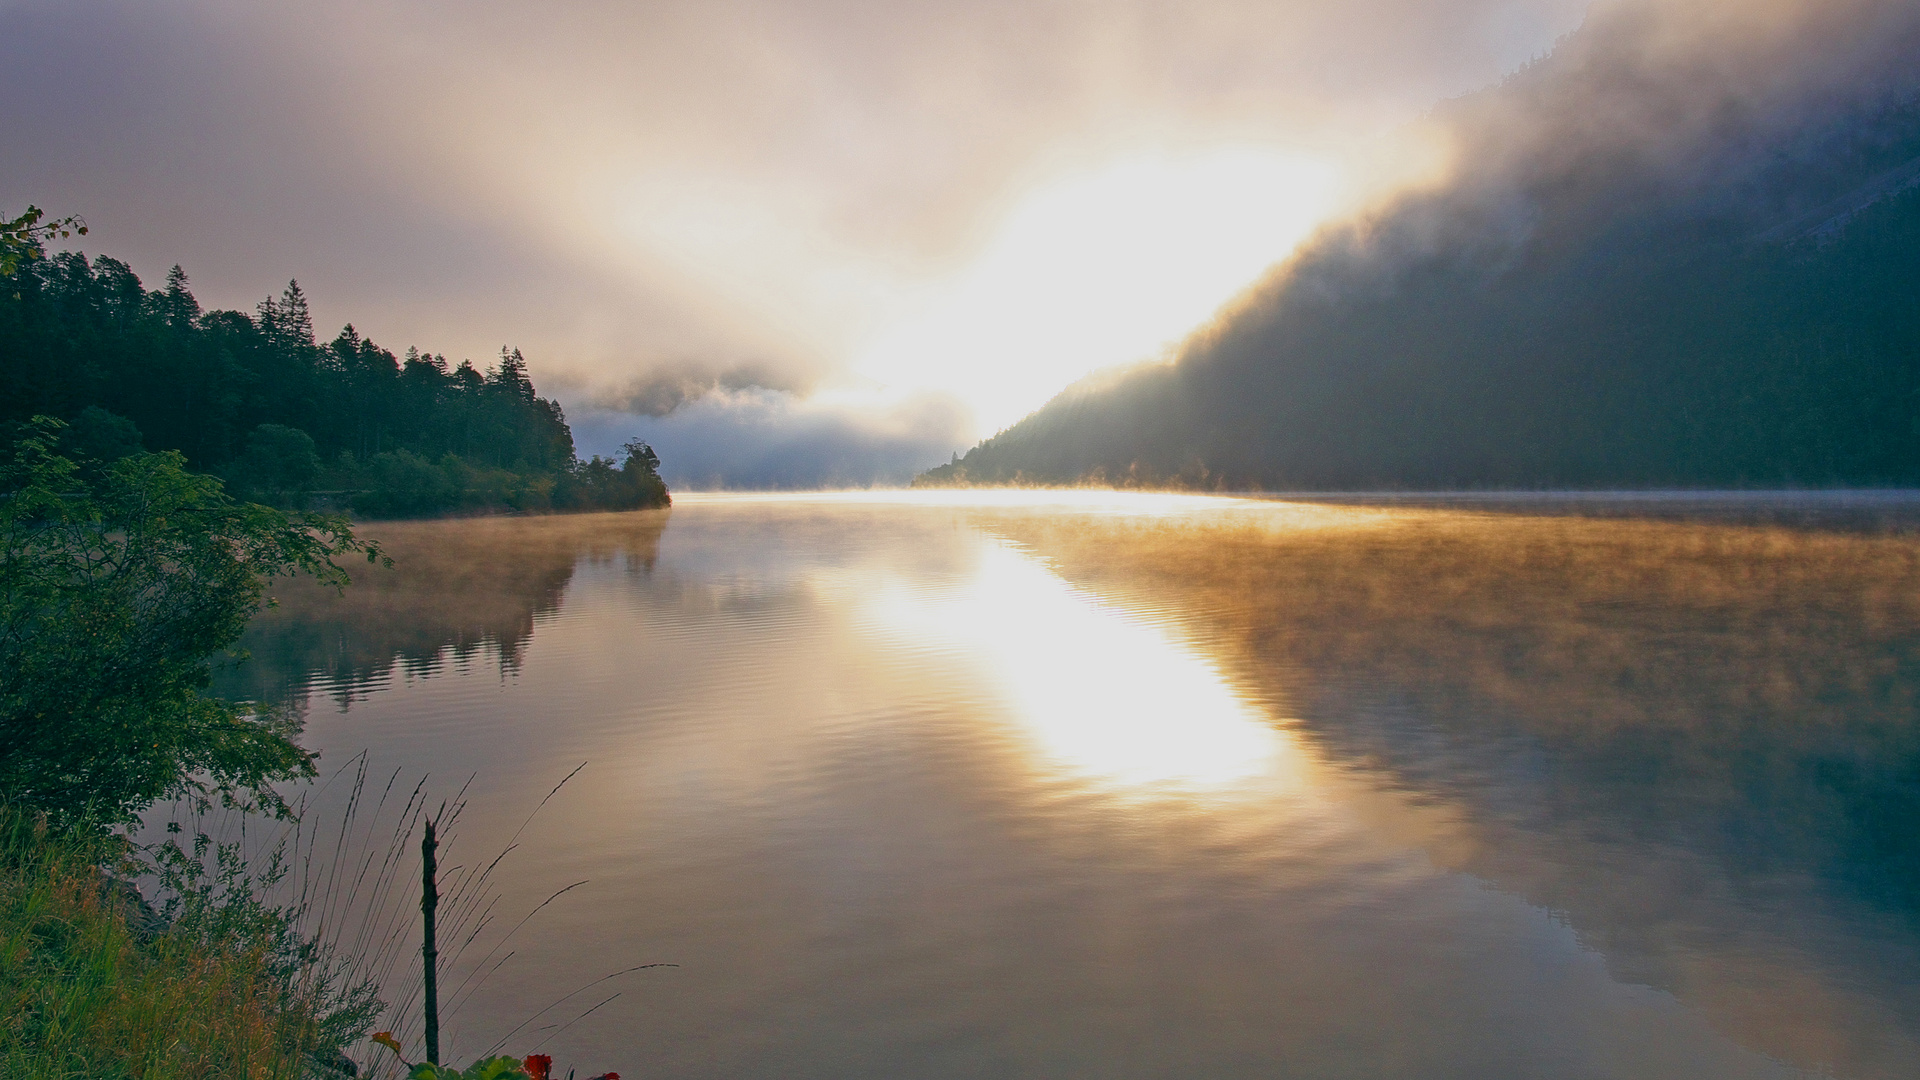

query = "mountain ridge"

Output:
[[920, 0, 1920, 491]]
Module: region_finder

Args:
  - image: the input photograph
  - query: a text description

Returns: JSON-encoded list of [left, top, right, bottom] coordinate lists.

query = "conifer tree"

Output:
[[160, 264, 199, 329]]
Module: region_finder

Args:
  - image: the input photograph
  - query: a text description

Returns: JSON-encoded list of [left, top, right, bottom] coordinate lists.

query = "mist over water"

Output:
[[226, 493, 1920, 1079]]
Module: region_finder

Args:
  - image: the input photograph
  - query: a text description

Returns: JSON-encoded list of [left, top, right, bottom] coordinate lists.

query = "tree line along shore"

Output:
[[2, 238, 667, 518], [3, 209, 631, 1078]]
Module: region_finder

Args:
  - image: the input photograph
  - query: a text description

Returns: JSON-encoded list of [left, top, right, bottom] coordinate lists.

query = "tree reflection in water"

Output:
[[216, 511, 667, 708], [215, 494, 1920, 1077]]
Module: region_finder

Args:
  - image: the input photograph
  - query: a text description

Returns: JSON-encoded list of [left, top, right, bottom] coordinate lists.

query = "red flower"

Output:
[[523, 1054, 553, 1080]]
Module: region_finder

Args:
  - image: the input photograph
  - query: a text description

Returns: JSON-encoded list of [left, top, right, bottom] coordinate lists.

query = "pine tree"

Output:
[[281, 280, 314, 347], [160, 265, 200, 330], [258, 279, 315, 355], [2, 252, 668, 513], [494, 347, 535, 401]]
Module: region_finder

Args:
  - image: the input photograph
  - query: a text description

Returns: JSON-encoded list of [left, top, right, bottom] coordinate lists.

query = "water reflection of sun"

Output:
[[875, 540, 1296, 795], [679, 488, 1269, 514]]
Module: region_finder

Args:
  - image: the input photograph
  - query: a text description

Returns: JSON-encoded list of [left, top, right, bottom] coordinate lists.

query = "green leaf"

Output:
[[466, 1057, 535, 1080], [1, 417, 378, 822]]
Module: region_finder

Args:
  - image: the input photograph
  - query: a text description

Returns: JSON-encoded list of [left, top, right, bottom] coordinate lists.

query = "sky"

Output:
[[0, 0, 1598, 486]]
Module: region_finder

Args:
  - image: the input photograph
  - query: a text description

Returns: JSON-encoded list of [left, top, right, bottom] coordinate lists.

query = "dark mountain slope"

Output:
[[923, 0, 1920, 489]]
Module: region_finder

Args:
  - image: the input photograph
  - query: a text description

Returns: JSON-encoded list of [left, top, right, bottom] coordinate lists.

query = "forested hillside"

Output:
[[0, 253, 666, 514], [921, 2, 1920, 490]]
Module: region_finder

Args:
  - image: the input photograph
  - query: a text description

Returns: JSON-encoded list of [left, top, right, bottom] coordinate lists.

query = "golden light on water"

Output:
[[975, 544, 1290, 789], [872, 537, 1294, 794], [689, 488, 1376, 794], [256, 494, 1920, 1077], [677, 488, 1270, 513]]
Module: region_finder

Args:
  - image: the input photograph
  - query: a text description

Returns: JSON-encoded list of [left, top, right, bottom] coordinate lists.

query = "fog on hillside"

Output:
[[927, 0, 1920, 490]]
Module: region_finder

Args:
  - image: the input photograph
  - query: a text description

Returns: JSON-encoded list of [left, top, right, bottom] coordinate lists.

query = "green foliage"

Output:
[[371, 1032, 536, 1080], [67, 406, 143, 469], [233, 424, 320, 503], [147, 823, 382, 1067], [348, 449, 463, 518], [0, 417, 381, 822], [0, 205, 85, 279], [407, 1056, 534, 1080], [0, 250, 668, 515], [0, 807, 368, 1079], [554, 439, 668, 513]]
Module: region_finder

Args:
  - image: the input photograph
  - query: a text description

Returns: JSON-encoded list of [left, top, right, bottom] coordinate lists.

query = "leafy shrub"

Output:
[[231, 424, 322, 505], [351, 450, 462, 518], [0, 417, 378, 823]]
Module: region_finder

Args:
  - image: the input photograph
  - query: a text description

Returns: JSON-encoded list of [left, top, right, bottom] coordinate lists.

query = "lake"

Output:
[[213, 491, 1920, 1079]]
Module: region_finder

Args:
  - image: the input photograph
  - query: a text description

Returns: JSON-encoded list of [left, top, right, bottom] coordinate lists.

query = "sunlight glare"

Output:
[[677, 487, 1269, 513], [873, 540, 1294, 794], [854, 147, 1341, 435]]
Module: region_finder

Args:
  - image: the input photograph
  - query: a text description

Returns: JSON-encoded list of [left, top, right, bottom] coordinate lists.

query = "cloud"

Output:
[[3, 0, 1623, 481], [1225, 0, 1920, 312], [587, 360, 813, 418], [566, 387, 972, 489]]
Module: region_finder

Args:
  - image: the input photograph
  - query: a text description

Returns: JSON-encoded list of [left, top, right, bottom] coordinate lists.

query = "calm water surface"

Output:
[[221, 492, 1920, 1079]]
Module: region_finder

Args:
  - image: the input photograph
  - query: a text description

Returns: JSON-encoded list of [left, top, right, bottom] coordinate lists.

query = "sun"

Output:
[[854, 146, 1342, 436]]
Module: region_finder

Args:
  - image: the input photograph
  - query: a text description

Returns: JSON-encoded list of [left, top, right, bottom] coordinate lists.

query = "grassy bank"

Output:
[[0, 810, 362, 1080]]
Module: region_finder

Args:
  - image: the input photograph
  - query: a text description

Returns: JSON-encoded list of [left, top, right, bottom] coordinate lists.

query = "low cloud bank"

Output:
[[591, 362, 812, 418], [566, 389, 971, 490]]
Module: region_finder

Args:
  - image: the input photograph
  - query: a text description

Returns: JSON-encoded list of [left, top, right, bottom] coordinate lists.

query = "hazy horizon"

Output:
[[3, 0, 1600, 484]]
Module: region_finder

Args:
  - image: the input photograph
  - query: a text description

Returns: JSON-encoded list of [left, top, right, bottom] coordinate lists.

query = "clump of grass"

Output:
[[0, 807, 369, 1079], [2, 758, 651, 1080]]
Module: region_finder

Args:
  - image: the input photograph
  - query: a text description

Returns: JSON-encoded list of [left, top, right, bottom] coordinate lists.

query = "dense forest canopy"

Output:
[[0, 251, 666, 514], [921, 1, 1920, 490]]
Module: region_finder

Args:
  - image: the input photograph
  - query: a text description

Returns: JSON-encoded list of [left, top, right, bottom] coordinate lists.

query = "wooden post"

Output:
[[422, 816, 441, 1066]]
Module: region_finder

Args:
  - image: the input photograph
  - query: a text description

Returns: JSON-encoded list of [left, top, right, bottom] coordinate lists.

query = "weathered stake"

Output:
[[422, 815, 441, 1066]]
